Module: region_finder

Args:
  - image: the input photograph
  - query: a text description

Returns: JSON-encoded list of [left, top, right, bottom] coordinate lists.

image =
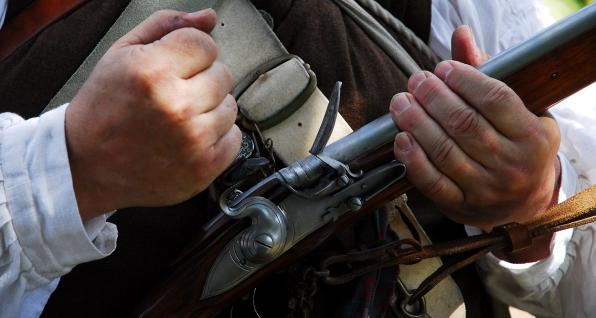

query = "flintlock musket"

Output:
[[137, 5, 596, 317]]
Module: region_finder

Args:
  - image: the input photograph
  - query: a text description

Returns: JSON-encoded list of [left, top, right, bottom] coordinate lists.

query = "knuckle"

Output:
[[446, 67, 468, 89], [430, 137, 455, 165], [452, 161, 474, 179], [448, 107, 479, 135], [200, 65, 233, 105], [481, 81, 514, 108], [467, 187, 499, 208], [198, 32, 218, 57], [172, 28, 217, 62], [225, 96, 239, 116], [202, 144, 219, 167], [416, 78, 442, 105], [169, 26, 197, 42], [184, 27, 216, 49], [398, 146, 417, 166], [194, 123, 217, 148], [395, 105, 423, 131], [424, 175, 448, 197], [501, 165, 531, 192], [479, 132, 501, 154], [226, 126, 243, 162], [522, 120, 557, 155], [127, 51, 169, 83], [132, 60, 167, 87], [220, 63, 234, 87], [190, 151, 217, 185], [165, 102, 193, 125], [202, 80, 223, 106]]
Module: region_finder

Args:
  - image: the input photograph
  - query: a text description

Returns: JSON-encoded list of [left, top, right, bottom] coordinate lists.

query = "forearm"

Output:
[[0, 107, 117, 317]]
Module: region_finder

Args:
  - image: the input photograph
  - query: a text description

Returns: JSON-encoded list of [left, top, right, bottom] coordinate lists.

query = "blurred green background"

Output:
[[545, 0, 593, 19]]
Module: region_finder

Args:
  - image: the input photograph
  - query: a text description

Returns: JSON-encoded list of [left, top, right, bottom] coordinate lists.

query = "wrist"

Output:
[[65, 103, 119, 221], [494, 158, 562, 263]]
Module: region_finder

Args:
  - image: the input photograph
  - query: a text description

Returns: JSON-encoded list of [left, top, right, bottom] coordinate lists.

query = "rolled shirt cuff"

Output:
[[475, 152, 578, 285], [1, 104, 117, 281]]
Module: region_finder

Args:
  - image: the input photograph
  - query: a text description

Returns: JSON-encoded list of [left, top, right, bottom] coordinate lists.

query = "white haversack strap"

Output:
[[48, 0, 352, 164]]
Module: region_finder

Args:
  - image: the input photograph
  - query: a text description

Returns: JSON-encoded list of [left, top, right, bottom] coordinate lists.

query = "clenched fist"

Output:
[[66, 9, 241, 220], [391, 27, 560, 232]]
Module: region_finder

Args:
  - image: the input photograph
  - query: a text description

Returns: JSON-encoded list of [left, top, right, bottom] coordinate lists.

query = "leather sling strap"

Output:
[[0, 0, 88, 62], [320, 183, 596, 305]]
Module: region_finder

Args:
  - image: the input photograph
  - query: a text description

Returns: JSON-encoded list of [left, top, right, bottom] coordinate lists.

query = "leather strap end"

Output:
[[494, 222, 532, 252]]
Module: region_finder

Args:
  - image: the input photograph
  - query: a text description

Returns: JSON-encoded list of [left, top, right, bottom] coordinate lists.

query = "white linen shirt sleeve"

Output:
[[429, 0, 554, 59], [430, 1, 596, 317], [0, 105, 117, 318], [477, 86, 596, 318], [0, 0, 6, 29]]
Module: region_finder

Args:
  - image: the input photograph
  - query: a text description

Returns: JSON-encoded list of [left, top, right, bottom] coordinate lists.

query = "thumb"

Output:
[[451, 25, 489, 67], [115, 9, 217, 47]]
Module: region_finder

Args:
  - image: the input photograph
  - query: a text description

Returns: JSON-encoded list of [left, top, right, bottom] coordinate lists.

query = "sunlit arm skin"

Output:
[[391, 26, 560, 262], [65, 9, 242, 221]]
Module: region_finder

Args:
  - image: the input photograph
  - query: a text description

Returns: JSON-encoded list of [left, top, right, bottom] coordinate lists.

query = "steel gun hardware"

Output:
[[205, 82, 407, 298], [138, 5, 596, 317]]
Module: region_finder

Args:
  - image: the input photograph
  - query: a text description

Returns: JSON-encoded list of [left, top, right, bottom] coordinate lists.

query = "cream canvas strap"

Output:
[[47, 0, 352, 164], [390, 196, 465, 317]]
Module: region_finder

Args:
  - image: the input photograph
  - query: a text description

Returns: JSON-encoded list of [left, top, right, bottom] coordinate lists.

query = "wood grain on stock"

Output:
[[136, 217, 247, 318], [505, 28, 596, 115], [139, 26, 595, 318]]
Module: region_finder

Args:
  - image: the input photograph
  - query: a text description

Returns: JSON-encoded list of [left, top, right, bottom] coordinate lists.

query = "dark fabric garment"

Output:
[[6, 0, 37, 21], [42, 194, 217, 318], [0, 0, 132, 118], [253, 0, 436, 129], [0, 0, 492, 317]]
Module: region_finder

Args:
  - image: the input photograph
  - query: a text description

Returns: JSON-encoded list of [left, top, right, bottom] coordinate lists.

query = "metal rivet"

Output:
[[348, 197, 363, 211]]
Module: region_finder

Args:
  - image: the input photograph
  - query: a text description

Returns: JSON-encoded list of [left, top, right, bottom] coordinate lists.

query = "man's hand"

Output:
[[390, 26, 560, 231], [66, 9, 241, 220]]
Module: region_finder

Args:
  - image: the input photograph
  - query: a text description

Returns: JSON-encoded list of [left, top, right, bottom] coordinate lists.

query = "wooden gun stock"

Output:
[[136, 6, 596, 317], [499, 22, 596, 114]]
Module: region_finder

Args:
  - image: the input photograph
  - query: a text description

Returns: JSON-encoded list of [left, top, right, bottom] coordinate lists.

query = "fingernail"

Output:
[[435, 61, 453, 79], [409, 72, 427, 91], [395, 132, 413, 152], [390, 94, 411, 115]]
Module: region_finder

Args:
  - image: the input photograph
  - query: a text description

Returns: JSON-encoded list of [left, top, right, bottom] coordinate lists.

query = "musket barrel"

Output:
[[315, 4, 595, 168], [321, 113, 397, 162], [480, 4, 596, 80]]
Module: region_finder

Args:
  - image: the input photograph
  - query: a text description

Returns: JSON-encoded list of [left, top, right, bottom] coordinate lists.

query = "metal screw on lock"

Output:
[[348, 197, 363, 211]]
